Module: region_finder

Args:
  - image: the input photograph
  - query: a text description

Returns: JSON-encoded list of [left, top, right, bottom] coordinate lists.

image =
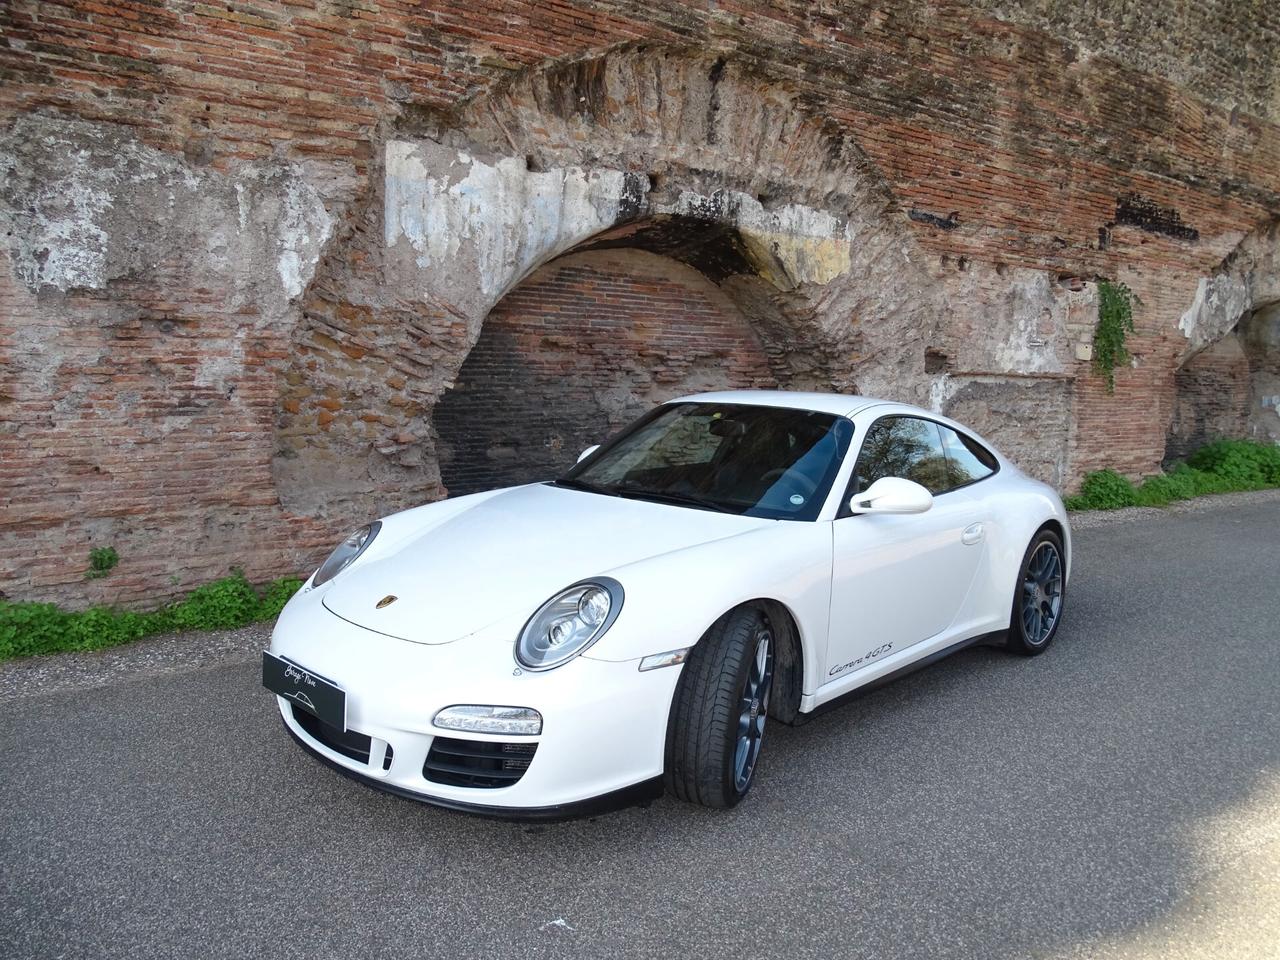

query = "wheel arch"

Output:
[[1032, 513, 1071, 586], [1037, 517, 1068, 565], [737, 597, 807, 725]]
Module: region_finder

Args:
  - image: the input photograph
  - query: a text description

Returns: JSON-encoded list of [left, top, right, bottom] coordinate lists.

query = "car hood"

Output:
[[321, 483, 771, 644]]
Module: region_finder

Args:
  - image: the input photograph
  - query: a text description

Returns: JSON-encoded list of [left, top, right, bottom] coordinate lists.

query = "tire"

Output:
[[664, 605, 775, 808], [1005, 528, 1067, 655]]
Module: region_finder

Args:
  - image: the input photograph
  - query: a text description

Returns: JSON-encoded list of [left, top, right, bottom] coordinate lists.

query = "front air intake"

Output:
[[291, 704, 393, 771], [422, 736, 537, 788]]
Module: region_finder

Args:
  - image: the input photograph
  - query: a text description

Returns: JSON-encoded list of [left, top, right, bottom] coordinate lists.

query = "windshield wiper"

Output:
[[612, 485, 736, 514], [550, 477, 620, 497]]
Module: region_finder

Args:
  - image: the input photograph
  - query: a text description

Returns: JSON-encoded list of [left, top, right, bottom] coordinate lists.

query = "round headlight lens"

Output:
[[516, 578, 623, 671], [312, 521, 381, 588], [578, 586, 610, 626]]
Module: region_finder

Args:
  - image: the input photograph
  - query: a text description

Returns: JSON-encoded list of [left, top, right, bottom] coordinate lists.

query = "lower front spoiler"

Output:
[[284, 721, 665, 822]]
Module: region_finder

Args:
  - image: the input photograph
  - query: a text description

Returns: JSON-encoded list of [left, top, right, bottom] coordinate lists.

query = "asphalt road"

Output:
[[3, 500, 1279, 960]]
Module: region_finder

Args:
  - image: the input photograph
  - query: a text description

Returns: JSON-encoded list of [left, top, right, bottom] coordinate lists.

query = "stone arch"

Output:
[[432, 242, 778, 495], [273, 44, 944, 512], [1166, 219, 1280, 461]]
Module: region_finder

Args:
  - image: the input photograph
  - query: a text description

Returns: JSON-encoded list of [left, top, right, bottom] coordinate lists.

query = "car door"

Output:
[[824, 415, 988, 682]]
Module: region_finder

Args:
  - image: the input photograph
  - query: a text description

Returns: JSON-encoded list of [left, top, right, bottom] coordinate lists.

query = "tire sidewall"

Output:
[[664, 604, 775, 808], [720, 612, 772, 803]]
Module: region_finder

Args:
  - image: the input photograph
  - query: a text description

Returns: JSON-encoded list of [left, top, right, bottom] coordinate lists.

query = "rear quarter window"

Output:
[[938, 426, 997, 487]]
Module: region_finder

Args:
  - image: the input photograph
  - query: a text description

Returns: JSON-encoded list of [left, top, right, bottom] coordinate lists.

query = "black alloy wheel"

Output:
[[1006, 529, 1067, 655]]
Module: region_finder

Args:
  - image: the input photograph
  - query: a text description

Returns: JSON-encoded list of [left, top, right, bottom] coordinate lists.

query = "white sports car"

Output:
[[264, 391, 1070, 818]]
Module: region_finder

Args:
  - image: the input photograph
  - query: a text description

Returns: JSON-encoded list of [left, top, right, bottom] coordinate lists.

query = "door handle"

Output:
[[961, 522, 985, 545]]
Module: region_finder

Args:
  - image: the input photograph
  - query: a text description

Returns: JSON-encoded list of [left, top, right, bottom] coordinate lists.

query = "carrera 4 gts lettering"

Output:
[[828, 642, 893, 677]]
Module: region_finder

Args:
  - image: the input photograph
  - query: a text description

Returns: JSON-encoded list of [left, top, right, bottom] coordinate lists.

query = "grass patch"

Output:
[[1065, 439, 1280, 511], [0, 571, 302, 661]]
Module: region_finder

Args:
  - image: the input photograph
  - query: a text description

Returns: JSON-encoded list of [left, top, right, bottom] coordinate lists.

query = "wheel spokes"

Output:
[[734, 629, 774, 791], [733, 737, 749, 782], [1021, 542, 1063, 644]]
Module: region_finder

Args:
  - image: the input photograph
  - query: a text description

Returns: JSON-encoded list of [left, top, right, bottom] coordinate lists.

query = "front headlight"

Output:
[[515, 577, 624, 671], [312, 521, 381, 587]]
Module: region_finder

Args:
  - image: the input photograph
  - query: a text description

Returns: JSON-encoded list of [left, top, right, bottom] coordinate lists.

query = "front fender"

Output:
[[581, 521, 832, 687]]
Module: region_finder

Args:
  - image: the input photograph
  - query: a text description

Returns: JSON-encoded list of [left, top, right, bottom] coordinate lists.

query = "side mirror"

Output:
[[577, 444, 600, 463], [849, 477, 933, 515]]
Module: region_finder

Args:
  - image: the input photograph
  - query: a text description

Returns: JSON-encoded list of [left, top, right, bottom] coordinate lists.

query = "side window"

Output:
[[852, 417, 950, 495], [938, 426, 997, 488]]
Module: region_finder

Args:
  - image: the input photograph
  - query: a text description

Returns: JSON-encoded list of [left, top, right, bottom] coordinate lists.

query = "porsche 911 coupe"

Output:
[[264, 391, 1070, 818]]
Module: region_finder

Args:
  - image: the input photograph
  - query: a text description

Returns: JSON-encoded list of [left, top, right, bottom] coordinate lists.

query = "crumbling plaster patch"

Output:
[[378, 133, 944, 412], [669, 189, 854, 288], [1176, 221, 1280, 360], [384, 140, 631, 315], [934, 261, 1081, 375], [383, 140, 862, 318], [1179, 273, 1252, 357], [0, 114, 333, 306]]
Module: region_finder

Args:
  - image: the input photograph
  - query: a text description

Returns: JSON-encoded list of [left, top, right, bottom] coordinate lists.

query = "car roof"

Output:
[[664, 390, 1014, 471], [669, 390, 897, 418]]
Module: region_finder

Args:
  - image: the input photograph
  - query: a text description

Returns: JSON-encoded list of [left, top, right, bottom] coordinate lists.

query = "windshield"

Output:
[[556, 402, 854, 520]]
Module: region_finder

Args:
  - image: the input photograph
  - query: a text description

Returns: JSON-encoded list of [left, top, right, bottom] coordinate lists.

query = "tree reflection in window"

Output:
[[853, 417, 950, 494], [938, 425, 997, 487]]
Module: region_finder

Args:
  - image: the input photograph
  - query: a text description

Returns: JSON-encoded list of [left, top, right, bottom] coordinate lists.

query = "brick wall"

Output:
[[2, 1, 1279, 608], [1165, 337, 1252, 464], [434, 249, 775, 494]]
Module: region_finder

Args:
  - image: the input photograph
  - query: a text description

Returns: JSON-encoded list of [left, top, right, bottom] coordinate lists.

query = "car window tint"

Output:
[[853, 417, 950, 495], [938, 425, 997, 488], [625, 411, 723, 469], [566, 403, 852, 521]]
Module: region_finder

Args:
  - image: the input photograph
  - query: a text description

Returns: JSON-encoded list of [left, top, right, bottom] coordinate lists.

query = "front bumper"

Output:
[[269, 586, 683, 816], [282, 718, 663, 820]]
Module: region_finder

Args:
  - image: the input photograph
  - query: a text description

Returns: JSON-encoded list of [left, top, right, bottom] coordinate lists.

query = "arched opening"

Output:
[[271, 45, 943, 520], [433, 238, 787, 495], [1165, 301, 1280, 463]]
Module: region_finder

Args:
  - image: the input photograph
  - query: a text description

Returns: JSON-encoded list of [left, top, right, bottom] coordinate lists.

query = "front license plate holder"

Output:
[[262, 651, 347, 731]]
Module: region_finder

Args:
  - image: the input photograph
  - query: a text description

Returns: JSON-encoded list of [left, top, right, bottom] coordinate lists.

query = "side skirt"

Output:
[[803, 632, 1001, 720]]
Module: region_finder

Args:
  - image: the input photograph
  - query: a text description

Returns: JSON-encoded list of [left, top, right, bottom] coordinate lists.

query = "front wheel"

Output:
[[664, 605, 775, 807], [1005, 529, 1066, 655]]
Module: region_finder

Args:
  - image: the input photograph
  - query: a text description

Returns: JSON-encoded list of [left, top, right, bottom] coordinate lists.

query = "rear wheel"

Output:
[[664, 605, 775, 807], [1005, 529, 1066, 655]]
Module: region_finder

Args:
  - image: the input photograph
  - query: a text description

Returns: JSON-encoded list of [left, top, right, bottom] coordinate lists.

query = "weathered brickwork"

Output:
[[2, 1, 1279, 607], [1165, 337, 1252, 464], [435, 250, 776, 494]]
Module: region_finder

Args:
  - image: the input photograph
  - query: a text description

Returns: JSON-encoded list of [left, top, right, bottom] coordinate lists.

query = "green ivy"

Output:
[[0, 572, 303, 662], [85, 546, 120, 580], [1065, 439, 1280, 511], [1092, 280, 1135, 393]]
